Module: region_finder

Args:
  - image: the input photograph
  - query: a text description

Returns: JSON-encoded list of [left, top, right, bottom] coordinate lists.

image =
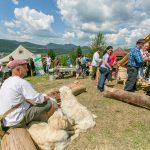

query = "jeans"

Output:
[[46, 65, 50, 73], [124, 66, 138, 91], [98, 67, 109, 90]]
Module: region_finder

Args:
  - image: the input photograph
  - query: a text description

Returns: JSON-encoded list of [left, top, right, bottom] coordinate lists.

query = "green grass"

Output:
[[26, 75, 150, 150], [1, 75, 150, 150]]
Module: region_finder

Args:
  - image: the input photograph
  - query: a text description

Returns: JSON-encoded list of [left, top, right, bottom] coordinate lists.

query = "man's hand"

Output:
[[144, 57, 149, 62], [47, 99, 58, 118], [44, 95, 51, 102]]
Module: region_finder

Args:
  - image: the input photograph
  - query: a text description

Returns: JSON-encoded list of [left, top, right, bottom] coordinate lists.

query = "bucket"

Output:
[[117, 67, 127, 79], [49, 74, 54, 80]]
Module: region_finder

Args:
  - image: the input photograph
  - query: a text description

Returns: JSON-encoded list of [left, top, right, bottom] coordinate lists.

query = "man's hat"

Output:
[[136, 39, 145, 44], [8, 59, 27, 70]]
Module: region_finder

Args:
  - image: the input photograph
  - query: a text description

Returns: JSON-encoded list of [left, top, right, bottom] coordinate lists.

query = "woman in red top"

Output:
[[107, 48, 117, 81]]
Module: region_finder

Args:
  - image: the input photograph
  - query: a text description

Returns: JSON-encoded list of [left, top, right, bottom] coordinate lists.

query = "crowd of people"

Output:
[[93, 46, 117, 92], [0, 38, 150, 138], [93, 39, 150, 94], [124, 39, 150, 92]]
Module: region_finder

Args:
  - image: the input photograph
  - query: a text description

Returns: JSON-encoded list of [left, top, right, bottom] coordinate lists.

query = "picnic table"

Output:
[[49, 66, 76, 79]]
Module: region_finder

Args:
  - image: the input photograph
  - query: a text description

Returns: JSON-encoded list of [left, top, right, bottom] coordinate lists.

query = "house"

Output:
[[113, 47, 128, 60]]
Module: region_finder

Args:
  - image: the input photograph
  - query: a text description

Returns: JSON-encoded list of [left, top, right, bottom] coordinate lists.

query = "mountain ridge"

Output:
[[0, 39, 88, 54]]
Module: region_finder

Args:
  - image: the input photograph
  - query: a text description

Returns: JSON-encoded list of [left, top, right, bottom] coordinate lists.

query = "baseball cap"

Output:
[[8, 59, 27, 70]]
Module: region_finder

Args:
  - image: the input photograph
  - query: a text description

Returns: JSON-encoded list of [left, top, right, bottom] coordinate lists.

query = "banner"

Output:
[[33, 54, 45, 76]]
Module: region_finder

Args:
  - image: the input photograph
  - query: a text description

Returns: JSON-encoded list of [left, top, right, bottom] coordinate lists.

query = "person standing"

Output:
[[45, 54, 51, 73], [91, 49, 101, 80], [107, 47, 116, 82], [75, 55, 82, 79], [7, 56, 14, 67], [138, 42, 149, 79], [66, 56, 73, 67], [98, 47, 112, 92], [7, 56, 14, 76], [53, 57, 60, 67], [124, 39, 149, 92], [29, 58, 35, 76]]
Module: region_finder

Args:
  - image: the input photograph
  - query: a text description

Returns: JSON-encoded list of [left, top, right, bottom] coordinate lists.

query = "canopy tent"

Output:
[[113, 47, 128, 57], [0, 45, 34, 63]]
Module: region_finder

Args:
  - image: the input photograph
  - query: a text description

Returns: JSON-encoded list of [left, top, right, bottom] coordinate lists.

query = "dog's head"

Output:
[[59, 86, 72, 100], [48, 109, 69, 130]]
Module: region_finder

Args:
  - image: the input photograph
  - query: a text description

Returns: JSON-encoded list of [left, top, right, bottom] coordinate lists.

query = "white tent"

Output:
[[0, 45, 34, 63]]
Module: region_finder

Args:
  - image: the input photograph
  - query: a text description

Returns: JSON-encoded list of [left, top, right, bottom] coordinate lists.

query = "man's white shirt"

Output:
[[0, 76, 45, 127], [46, 57, 51, 66], [92, 52, 102, 67]]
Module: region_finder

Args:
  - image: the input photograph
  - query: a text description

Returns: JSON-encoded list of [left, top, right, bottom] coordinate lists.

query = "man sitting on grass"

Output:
[[0, 59, 57, 131]]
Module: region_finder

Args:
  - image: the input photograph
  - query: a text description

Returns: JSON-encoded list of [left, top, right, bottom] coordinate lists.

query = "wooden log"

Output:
[[103, 87, 150, 109], [45, 82, 86, 102], [0, 82, 86, 150], [96, 68, 100, 83], [116, 53, 129, 67], [1, 128, 37, 150], [145, 34, 150, 49]]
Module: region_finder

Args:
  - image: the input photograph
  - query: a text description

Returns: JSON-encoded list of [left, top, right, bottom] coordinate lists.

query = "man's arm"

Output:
[[21, 80, 49, 104]]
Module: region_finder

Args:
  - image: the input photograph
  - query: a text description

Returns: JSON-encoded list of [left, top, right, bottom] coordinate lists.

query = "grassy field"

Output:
[[1, 75, 150, 150], [26, 75, 150, 150]]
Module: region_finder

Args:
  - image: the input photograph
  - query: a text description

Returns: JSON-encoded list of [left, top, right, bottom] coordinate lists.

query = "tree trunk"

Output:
[[103, 87, 150, 109], [1, 128, 37, 150]]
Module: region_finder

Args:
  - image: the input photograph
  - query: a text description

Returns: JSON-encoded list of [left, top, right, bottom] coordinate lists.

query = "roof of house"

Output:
[[113, 47, 128, 57], [0, 45, 34, 63]]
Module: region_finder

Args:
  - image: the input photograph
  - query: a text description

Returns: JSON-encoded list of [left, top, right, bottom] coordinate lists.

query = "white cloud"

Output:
[[63, 32, 75, 39], [3, 6, 55, 44], [1, 0, 150, 47], [57, 0, 150, 47], [13, 7, 54, 30], [4, 21, 15, 28], [11, 0, 19, 5]]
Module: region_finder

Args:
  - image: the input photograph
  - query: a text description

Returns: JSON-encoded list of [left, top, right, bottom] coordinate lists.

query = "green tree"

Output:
[[89, 32, 106, 58], [60, 55, 68, 66], [69, 47, 82, 65], [70, 49, 76, 64], [47, 49, 56, 60]]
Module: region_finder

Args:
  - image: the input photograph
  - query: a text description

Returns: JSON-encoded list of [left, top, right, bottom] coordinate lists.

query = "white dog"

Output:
[[28, 109, 70, 150], [59, 86, 96, 133]]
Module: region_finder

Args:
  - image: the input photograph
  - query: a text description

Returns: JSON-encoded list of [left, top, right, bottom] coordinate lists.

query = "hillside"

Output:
[[0, 39, 88, 55]]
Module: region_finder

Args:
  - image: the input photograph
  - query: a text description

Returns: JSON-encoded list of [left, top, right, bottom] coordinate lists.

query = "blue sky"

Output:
[[0, 0, 149, 48]]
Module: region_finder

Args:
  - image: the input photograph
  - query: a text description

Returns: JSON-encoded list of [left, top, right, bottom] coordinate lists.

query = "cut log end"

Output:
[[1, 128, 37, 150]]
